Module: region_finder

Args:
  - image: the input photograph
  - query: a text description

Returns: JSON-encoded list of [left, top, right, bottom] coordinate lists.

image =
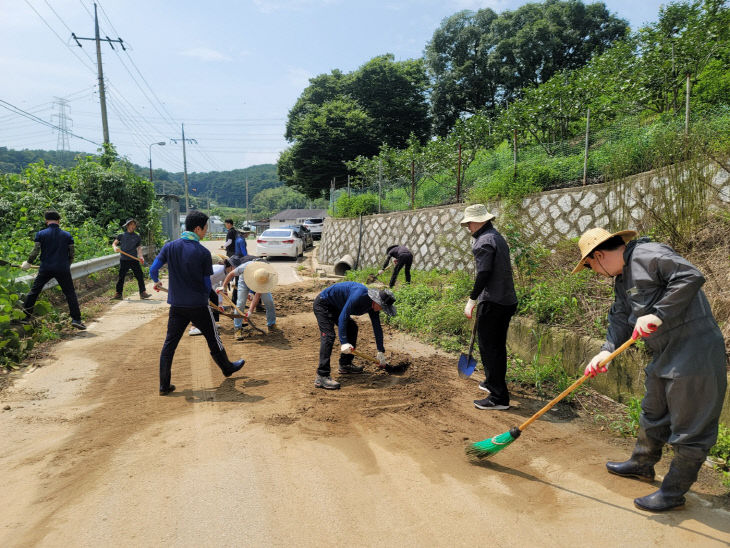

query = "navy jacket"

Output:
[[319, 281, 384, 351], [150, 238, 212, 307], [35, 224, 74, 271]]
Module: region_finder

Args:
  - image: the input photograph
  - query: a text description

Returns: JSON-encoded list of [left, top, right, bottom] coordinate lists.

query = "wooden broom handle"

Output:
[[218, 289, 247, 318], [116, 248, 143, 263], [518, 337, 637, 432]]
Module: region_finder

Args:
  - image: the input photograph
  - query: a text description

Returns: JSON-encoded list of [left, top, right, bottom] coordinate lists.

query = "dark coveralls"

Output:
[[382, 245, 413, 288], [604, 238, 726, 487], [115, 231, 146, 295], [23, 224, 82, 321], [224, 227, 238, 257], [313, 282, 385, 377], [150, 238, 228, 391], [471, 222, 518, 406]]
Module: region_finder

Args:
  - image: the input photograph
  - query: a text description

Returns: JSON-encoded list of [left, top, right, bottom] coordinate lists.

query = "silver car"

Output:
[[303, 218, 324, 240]]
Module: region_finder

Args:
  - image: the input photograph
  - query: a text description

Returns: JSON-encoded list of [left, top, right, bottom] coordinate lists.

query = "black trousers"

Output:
[[209, 289, 220, 322], [159, 305, 224, 390], [23, 267, 81, 321], [477, 300, 517, 405], [389, 258, 412, 288], [116, 260, 146, 294], [313, 295, 357, 377]]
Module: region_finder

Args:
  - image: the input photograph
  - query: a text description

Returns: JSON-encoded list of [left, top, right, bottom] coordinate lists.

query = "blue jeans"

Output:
[[234, 277, 276, 328]]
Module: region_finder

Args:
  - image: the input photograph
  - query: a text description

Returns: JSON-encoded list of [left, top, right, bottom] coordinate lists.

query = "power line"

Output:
[[0, 98, 100, 145]]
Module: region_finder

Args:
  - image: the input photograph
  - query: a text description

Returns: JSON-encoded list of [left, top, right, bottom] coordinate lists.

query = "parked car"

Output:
[[256, 228, 303, 260], [303, 218, 324, 240], [283, 224, 313, 250]]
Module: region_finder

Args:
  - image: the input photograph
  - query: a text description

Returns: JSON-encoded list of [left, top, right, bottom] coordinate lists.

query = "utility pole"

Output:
[[582, 108, 590, 186], [378, 158, 382, 214], [170, 124, 197, 212], [72, 3, 124, 144], [245, 174, 250, 223], [456, 142, 462, 203]]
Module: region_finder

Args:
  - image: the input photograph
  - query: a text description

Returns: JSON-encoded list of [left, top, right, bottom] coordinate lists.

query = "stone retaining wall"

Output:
[[320, 163, 730, 268]]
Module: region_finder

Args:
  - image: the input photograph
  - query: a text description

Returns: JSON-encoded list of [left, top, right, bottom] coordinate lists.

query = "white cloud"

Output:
[[180, 47, 231, 62]]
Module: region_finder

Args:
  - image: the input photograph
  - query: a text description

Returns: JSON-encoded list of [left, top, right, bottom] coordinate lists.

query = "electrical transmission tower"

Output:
[[51, 97, 72, 154]]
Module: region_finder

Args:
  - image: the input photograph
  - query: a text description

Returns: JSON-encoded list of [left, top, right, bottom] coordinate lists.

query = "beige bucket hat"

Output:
[[243, 261, 278, 293], [572, 227, 638, 274], [460, 204, 495, 226]]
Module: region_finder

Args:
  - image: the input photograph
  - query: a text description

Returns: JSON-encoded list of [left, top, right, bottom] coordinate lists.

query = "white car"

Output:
[[303, 218, 324, 240], [256, 228, 303, 260]]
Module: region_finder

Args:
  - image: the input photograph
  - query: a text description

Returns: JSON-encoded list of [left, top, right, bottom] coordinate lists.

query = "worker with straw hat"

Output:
[[461, 204, 518, 411], [573, 227, 726, 512], [220, 258, 278, 339]]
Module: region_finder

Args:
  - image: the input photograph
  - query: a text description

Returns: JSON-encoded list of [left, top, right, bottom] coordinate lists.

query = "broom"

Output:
[[466, 337, 636, 459]]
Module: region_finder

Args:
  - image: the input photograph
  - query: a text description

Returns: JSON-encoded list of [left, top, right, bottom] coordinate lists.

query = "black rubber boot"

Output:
[[634, 454, 704, 512], [211, 349, 245, 377], [606, 429, 662, 482]]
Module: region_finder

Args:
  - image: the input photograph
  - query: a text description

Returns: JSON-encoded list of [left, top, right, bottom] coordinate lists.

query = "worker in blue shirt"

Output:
[[21, 210, 85, 330], [150, 211, 245, 396], [312, 281, 396, 390]]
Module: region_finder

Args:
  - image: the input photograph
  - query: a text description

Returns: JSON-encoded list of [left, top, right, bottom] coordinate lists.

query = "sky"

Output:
[[0, 0, 668, 175]]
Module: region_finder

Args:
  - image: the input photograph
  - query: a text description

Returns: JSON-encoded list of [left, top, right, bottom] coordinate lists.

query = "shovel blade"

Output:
[[458, 354, 477, 379]]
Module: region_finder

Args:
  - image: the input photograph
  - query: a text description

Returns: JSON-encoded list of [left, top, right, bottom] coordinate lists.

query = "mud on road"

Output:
[[1, 281, 729, 547]]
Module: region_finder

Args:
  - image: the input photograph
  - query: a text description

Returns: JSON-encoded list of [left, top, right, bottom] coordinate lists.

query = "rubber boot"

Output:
[[211, 349, 245, 377], [606, 428, 662, 482], [634, 454, 704, 512]]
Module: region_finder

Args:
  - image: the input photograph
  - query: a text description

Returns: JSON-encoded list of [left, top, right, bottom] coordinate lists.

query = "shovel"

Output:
[[217, 289, 266, 335], [366, 262, 392, 284], [458, 306, 479, 379]]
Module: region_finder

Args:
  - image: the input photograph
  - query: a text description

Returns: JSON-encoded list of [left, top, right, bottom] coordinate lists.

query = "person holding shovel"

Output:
[[377, 244, 413, 288], [219, 258, 277, 340], [21, 210, 86, 330], [150, 210, 245, 396], [461, 204, 518, 411], [112, 218, 151, 300], [573, 227, 726, 512], [312, 282, 396, 390]]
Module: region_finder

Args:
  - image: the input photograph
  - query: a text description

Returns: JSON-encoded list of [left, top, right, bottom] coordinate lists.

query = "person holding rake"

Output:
[[112, 218, 151, 300], [573, 227, 726, 512]]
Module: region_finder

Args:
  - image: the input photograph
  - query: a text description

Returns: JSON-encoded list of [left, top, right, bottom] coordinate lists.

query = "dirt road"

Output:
[[1, 253, 729, 546]]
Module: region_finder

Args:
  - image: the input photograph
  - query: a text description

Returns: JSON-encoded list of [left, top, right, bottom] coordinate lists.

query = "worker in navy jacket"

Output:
[[150, 210, 244, 396], [312, 281, 396, 390], [21, 210, 85, 330]]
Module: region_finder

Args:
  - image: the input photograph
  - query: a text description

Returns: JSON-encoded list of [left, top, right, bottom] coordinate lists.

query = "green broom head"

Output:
[[465, 427, 521, 459]]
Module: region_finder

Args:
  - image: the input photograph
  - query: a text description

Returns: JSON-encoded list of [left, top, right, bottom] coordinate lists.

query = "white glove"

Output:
[[377, 270, 384, 276], [215, 285, 224, 294], [464, 298, 477, 319], [633, 314, 662, 339], [584, 350, 612, 378], [377, 351, 387, 367], [21, 261, 31, 270], [341, 343, 354, 354]]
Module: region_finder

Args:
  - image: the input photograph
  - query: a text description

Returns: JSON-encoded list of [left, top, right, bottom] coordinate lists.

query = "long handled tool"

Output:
[[366, 262, 393, 284], [154, 285, 246, 319], [218, 289, 266, 335], [350, 349, 381, 365], [458, 308, 479, 378], [115, 249, 143, 263], [0, 259, 39, 269], [466, 337, 637, 459]]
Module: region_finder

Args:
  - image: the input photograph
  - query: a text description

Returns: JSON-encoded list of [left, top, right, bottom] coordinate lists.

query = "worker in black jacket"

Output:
[[378, 244, 413, 288], [461, 204, 518, 411]]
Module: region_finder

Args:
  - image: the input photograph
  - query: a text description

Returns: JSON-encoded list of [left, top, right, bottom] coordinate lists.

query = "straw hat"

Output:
[[572, 227, 637, 274], [243, 261, 278, 293], [460, 204, 495, 226]]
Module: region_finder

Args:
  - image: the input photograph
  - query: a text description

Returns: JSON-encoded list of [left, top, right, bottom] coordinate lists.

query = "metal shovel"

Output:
[[457, 307, 479, 379]]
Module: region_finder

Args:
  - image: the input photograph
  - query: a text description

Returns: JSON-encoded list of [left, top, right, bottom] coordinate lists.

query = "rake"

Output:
[[0, 259, 39, 269], [217, 289, 266, 335], [115, 249, 143, 263], [466, 337, 636, 459]]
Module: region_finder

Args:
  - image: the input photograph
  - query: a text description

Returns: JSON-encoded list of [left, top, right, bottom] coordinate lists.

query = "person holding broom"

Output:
[[112, 218, 151, 300], [573, 227, 726, 512], [377, 244, 413, 288], [461, 204, 518, 411], [150, 211, 245, 396], [219, 257, 278, 340], [312, 282, 396, 390]]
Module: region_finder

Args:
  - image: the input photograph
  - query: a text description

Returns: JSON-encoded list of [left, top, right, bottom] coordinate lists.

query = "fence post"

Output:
[[685, 73, 691, 136], [378, 158, 382, 213], [456, 142, 462, 202], [583, 107, 590, 186], [513, 129, 517, 182], [411, 158, 415, 210], [347, 174, 351, 197]]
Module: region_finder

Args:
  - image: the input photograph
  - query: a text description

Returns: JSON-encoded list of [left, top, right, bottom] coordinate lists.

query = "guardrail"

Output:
[[15, 246, 155, 290]]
